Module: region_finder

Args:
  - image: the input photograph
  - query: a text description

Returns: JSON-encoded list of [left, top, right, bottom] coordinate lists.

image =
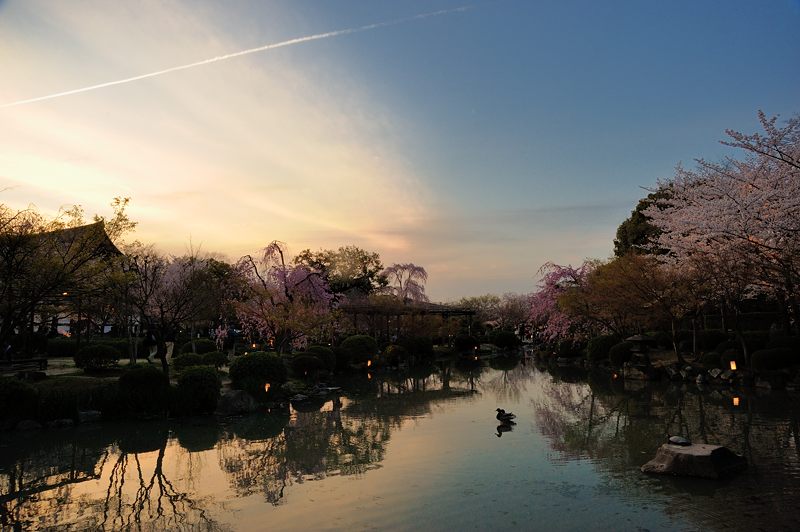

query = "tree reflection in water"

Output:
[[532, 366, 800, 530]]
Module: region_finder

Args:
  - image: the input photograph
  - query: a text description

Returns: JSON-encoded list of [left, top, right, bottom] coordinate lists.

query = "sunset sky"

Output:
[[1, 0, 798, 301]]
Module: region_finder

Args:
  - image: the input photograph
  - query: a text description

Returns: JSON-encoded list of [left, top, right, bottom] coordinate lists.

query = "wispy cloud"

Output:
[[0, 5, 472, 109]]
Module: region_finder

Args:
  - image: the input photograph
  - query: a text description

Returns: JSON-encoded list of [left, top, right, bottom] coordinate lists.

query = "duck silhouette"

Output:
[[496, 423, 513, 437], [496, 408, 516, 423]]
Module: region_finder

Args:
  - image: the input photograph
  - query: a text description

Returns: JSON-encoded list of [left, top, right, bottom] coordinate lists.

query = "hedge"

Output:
[[290, 353, 325, 380], [488, 331, 521, 350], [172, 353, 204, 370], [202, 351, 229, 369], [74, 344, 120, 371], [307, 345, 335, 372], [117, 365, 170, 417]]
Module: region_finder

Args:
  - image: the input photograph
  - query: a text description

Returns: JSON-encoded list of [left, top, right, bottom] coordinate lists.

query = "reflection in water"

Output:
[[1, 356, 799, 530], [532, 367, 800, 531]]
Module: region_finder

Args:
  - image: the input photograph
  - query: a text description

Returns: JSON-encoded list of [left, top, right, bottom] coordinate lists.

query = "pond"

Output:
[[2, 356, 799, 531]]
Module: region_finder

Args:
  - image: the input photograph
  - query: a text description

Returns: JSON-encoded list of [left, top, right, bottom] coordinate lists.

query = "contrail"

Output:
[[1, 5, 472, 109]]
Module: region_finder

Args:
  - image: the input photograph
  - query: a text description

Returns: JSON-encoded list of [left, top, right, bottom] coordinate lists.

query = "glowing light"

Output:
[[474, 356, 478, 361], [730, 361, 737, 371], [252, 343, 257, 349], [367, 360, 372, 367], [612, 373, 619, 380], [264, 383, 271, 393], [62, 292, 69, 296], [732, 396, 740, 406], [367, 373, 372, 380]]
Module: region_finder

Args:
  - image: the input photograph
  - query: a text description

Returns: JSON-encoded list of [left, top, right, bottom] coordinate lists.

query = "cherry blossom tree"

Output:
[[645, 111, 800, 333], [235, 241, 335, 353], [381, 263, 429, 303], [529, 261, 595, 344]]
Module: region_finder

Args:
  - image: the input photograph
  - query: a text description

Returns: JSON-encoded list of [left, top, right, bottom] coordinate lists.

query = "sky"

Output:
[[1, 0, 799, 301]]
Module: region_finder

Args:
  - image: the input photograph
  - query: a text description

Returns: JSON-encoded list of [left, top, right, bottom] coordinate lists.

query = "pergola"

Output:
[[339, 300, 475, 341]]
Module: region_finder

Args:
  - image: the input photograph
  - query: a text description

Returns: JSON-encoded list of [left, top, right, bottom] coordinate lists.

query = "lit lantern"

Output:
[[730, 360, 737, 371], [367, 360, 372, 367], [732, 396, 740, 407], [367, 373, 372, 380], [62, 291, 69, 296], [474, 356, 478, 361], [612, 373, 619, 380], [252, 343, 257, 349], [264, 383, 271, 393]]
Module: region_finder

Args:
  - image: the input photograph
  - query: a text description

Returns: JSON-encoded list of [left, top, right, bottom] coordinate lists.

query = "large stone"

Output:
[[216, 390, 258, 416], [641, 443, 747, 479]]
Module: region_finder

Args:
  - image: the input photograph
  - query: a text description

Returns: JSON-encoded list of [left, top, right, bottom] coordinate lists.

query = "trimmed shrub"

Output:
[[34, 376, 113, 422], [290, 353, 325, 380], [202, 351, 229, 369], [172, 353, 204, 370], [180, 338, 217, 355], [173, 366, 221, 415], [586, 334, 620, 362], [229, 351, 287, 401], [307, 345, 335, 372], [74, 344, 120, 371], [453, 335, 479, 353], [399, 336, 435, 357], [608, 342, 634, 368], [0, 377, 38, 428], [118, 365, 170, 417], [489, 331, 522, 350], [339, 335, 378, 364], [645, 331, 672, 349], [751, 348, 798, 371], [46, 336, 79, 358], [767, 335, 800, 352], [699, 351, 722, 368], [383, 344, 409, 366]]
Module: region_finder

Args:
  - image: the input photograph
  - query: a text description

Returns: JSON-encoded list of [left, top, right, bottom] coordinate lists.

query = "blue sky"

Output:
[[1, 0, 798, 300]]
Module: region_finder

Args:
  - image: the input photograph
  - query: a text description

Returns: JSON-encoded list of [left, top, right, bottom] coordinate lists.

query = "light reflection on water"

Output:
[[1, 356, 799, 530]]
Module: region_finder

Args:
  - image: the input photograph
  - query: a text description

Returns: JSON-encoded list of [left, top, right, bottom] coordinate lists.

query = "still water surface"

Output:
[[2, 357, 799, 531]]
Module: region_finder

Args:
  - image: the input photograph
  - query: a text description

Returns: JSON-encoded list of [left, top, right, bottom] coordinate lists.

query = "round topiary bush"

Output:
[[489, 331, 522, 350], [74, 344, 120, 371], [307, 345, 335, 372], [751, 348, 797, 371], [172, 353, 204, 370], [290, 353, 325, 380], [339, 335, 378, 364], [180, 338, 217, 355], [118, 365, 170, 417], [174, 366, 221, 415], [586, 334, 620, 363], [202, 351, 229, 369], [229, 351, 288, 401], [608, 341, 634, 368], [0, 377, 38, 428]]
